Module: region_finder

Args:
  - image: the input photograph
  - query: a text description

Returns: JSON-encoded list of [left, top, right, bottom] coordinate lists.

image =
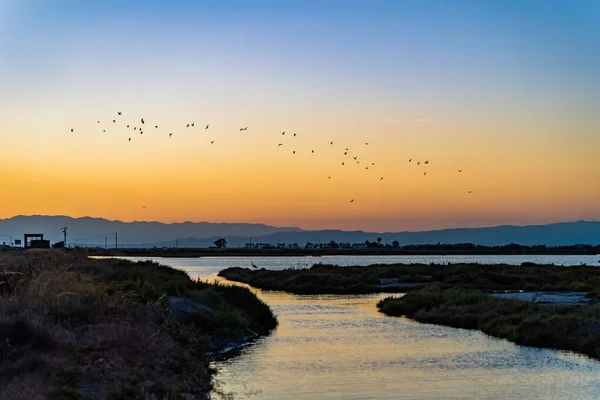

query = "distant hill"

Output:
[[0, 216, 598, 247], [0, 215, 301, 246], [141, 221, 600, 248]]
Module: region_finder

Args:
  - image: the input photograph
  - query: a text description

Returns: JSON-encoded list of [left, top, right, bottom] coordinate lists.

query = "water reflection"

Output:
[[212, 292, 600, 400]]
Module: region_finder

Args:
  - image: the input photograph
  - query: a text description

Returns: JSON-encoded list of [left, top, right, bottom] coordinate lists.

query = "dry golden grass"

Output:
[[0, 250, 213, 400]]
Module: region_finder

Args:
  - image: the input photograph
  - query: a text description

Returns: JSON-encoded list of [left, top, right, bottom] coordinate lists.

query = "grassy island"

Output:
[[0, 250, 276, 399], [218, 262, 600, 295], [378, 287, 600, 359]]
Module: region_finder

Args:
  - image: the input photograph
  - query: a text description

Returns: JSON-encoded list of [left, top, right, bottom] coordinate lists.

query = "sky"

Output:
[[1, 0, 599, 232]]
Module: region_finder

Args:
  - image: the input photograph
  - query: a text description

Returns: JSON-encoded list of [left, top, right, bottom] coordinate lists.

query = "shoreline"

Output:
[[82, 247, 600, 258]]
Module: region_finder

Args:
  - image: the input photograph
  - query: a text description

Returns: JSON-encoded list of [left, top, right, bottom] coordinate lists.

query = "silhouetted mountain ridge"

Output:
[[0, 216, 598, 247]]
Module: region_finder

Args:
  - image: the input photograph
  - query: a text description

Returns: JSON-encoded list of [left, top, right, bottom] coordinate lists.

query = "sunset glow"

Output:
[[1, 1, 599, 231]]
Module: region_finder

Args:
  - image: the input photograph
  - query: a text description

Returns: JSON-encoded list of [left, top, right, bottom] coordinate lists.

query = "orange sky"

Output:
[[1, 2, 599, 231]]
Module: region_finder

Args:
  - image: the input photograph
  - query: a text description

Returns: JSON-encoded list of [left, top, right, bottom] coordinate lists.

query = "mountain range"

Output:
[[0, 215, 598, 247]]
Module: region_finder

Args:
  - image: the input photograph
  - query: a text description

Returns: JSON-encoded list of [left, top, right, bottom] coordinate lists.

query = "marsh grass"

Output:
[[0, 250, 276, 399], [378, 287, 600, 359], [219, 262, 600, 295]]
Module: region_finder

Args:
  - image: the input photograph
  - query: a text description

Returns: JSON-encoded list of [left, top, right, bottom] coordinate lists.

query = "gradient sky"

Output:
[[1, 0, 599, 231]]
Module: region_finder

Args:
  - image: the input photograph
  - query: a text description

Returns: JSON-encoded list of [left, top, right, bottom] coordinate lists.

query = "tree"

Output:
[[376, 237, 382, 245], [214, 238, 227, 248], [392, 240, 400, 248]]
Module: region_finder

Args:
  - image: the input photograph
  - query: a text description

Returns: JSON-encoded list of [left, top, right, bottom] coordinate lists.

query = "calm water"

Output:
[[113, 256, 600, 399]]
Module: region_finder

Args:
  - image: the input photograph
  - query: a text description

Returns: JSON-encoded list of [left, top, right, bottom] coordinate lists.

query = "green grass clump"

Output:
[[219, 261, 600, 295], [378, 287, 600, 359]]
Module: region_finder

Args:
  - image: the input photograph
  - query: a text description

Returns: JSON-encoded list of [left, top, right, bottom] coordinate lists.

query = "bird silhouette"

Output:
[[70, 128, 73, 132], [293, 151, 296, 154], [353, 156, 358, 160], [128, 138, 131, 142], [330, 142, 333, 145], [424, 172, 427, 176], [372, 163, 375, 165], [141, 118, 145, 124], [417, 161, 420, 165], [205, 125, 209, 129], [350, 199, 355, 203], [251, 262, 258, 269], [278, 143, 283, 146], [380, 177, 384, 181], [112, 119, 116, 123], [191, 123, 194, 127], [134, 127, 137, 131], [169, 133, 173, 137], [118, 112, 122, 115], [328, 176, 331, 179], [239, 127, 248, 131], [103, 129, 106, 132], [342, 162, 345, 165], [344, 152, 347, 155], [424, 160, 429, 165], [127, 125, 130, 128], [311, 150, 315, 153], [366, 167, 369, 170], [409, 159, 412, 162], [468, 190, 472, 193], [365, 142, 369, 145], [282, 131, 285, 135], [293, 133, 297, 137], [187, 124, 190, 128], [458, 169, 463, 173], [155, 125, 158, 129], [211, 141, 214, 144]]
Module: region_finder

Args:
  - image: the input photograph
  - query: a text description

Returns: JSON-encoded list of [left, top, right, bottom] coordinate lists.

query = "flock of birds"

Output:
[[71, 111, 471, 203]]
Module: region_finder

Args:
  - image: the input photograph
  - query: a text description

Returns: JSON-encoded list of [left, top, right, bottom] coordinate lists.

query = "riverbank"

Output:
[[377, 287, 600, 359], [85, 245, 600, 258], [0, 250, 277, 399], [218, 262, 600, 295]]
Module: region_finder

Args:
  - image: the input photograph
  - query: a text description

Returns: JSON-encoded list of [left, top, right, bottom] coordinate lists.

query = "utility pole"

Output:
[[115, 232, 118, 249], [62, 227, 68, 247], [176, 237, 179, 248], [105, 236, 107, 249]]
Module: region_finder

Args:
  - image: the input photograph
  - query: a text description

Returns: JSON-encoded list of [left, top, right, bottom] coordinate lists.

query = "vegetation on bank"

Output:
[[86, 243, 600, 258], [219, 262, 600, 295], [377, 287, 600, 359], [0, 250, 276, 399]]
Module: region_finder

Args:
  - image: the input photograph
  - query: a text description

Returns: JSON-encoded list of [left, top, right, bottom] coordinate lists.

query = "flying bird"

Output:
[[353, 156, 358, 160], [417, 161, 420, 165], [169, 133, 173, 137], [293, 151, 296, 154], [70, 128, 73, 132], [155, 125, 158, 129], [409, 159, 412, 162], [134, 127, 137, 131], [342, 162, 345, 165], [350, 199, 355, 203], [282, 131, 285, 135], [103, 129, 106, 132], [365, 142, 369, 145], [424, 160, 429, 165], [330, 141, 333, 145], [205, 125, 209, 129], [311, 150, 315, 153], [140, 118, 145, 124], [372, 163, 375, 165], [239, 127, 248, 131], [468, 190, 472, 193], [424, 172, 427, 176], [127, 125, 130, 128], [328, 176, 331, 179], [191, 123, 194, 127], [112, 119, 116, 123], [380, 177, 384, 181], [278, 143, 283, 146], [187, 124, 190, 128], [211, 141, 214, 144], [117, 112, 122, 115], [458, 169, 463, 173], [128, 138, 131, 142], [344, 152, 347, 155], [293, 133, 296, 137]]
